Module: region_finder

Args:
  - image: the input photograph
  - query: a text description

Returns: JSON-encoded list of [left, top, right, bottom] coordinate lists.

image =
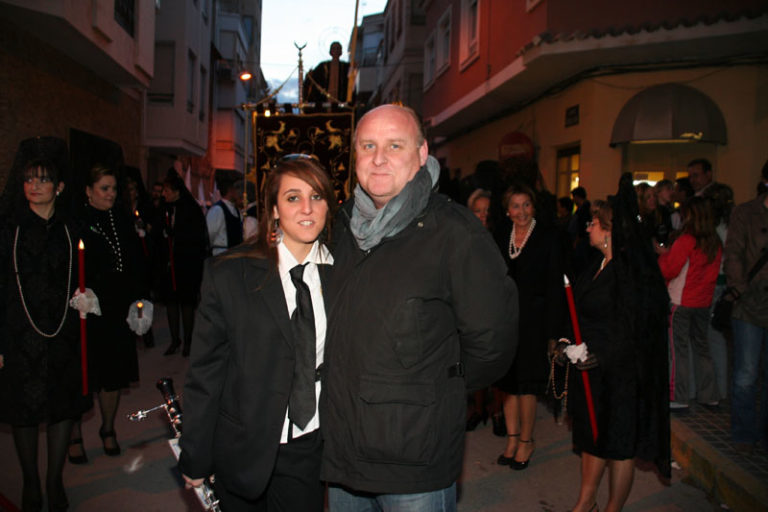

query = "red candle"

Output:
[[78, 239, 85, 293], [563, 274, 598, 443], [78, 239, 88, 395], [137, 301, 144, 319], [135, 209, 149, 256]]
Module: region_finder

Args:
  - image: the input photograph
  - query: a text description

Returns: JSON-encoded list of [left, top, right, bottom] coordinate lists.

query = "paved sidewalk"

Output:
[[670, 404, 768, 512]]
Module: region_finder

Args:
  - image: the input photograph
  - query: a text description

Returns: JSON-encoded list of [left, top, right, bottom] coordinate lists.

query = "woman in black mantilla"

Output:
[[68, 164, 145, 462], [0, 137, 92, 511], [555, 174, 670, 512]]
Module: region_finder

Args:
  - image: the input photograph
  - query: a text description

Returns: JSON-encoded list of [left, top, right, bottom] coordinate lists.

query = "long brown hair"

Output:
[[229, 156, 336, 266], [683, 196, 720, 262]]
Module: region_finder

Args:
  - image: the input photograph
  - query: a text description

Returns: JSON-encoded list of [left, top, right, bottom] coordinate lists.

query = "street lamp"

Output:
[[240, 71, 252, 215]]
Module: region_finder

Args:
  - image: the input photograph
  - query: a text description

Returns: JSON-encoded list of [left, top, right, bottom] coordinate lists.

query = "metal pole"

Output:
[[347, 0, 360, 104], [295, 42, 307, 113], [243, 106, 250, 216]]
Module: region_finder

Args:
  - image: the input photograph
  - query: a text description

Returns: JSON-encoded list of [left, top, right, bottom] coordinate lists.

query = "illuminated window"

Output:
[[556, 146, 580, 198], [631, 171, 665, 186]]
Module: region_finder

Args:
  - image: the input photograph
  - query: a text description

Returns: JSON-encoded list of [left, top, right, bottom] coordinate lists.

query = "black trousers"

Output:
[[214, 429, 323, 512]]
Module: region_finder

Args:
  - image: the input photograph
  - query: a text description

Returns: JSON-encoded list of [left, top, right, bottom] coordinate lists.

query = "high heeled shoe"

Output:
[[496, 433, 519, 465], [466, 411, 488, 431], [491, 413, 507, 437], [99, 428, 121, 456], [67, 437, 88, 465], [510, 438, 534, 470], [568, 503, 599, 512]]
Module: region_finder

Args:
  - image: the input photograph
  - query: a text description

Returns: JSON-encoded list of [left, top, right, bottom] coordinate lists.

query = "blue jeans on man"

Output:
[[328, 483, 457, 512], [730, 318, 768, 448]]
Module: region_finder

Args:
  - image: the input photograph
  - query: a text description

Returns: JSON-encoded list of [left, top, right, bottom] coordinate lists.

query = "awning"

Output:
[[610, 83, 727, 146]]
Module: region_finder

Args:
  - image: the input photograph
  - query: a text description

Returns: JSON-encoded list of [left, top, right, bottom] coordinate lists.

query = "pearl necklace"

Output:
[[91, 209, 124, 272], [508, 218, 536, 259], [13, 224, 73, 338]]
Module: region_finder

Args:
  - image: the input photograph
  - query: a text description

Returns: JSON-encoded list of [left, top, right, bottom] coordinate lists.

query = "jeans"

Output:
[[730, 318, 768, 446], [707, 283, 729, 398], [328, 483, 457, 512], [670, 305, 719, 403]]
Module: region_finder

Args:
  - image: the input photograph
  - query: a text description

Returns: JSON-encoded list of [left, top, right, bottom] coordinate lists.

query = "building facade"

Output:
[[351, 12, 385, 111], [420, 0, 768, 203], [377, 0, 427, 114], [0, 0, 155, 186]]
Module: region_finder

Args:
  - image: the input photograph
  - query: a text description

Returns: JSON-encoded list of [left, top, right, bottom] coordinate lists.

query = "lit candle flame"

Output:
[[78, 239, 84, 250], [137, 301, 144, 309], [134, 209, 140, 217]]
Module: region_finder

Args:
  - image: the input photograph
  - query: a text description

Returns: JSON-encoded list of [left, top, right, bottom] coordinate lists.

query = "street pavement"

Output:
[[0, 305, 719, 511]]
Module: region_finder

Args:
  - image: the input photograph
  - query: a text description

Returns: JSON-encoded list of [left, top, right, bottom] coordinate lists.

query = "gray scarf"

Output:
[[350, 156, 441, 251]]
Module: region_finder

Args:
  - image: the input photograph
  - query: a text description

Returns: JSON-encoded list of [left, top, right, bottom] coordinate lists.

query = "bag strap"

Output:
[[723, 245, 768, 301], [746, 245, 768, 283]]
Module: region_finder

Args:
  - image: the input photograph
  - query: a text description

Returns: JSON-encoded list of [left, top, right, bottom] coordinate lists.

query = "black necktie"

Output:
[[288, 263, 316, 430]]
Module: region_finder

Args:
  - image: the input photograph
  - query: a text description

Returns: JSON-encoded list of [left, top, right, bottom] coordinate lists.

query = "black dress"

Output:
[[569, 258, 639, 459], [495, 222, 566, 395], [0, 208, 92, 425], [153, 195, 208, 303], [569, 256, 671, 476], [81, 206, 143, 391]]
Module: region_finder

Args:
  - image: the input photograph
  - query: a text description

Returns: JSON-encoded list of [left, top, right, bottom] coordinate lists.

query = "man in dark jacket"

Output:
[[724, 166, 768, 454], [321, 104, 518, 510]]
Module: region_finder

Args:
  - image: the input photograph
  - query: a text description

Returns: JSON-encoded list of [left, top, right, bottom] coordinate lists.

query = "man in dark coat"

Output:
[[321, 104, 518, 510]]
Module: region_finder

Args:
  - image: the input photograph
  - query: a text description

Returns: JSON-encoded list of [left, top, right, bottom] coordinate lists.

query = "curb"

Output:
[[671, 418, 768, 512]]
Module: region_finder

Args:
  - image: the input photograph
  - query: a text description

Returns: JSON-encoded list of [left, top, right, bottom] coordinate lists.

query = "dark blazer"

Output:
[[178, 246, 328, 500]]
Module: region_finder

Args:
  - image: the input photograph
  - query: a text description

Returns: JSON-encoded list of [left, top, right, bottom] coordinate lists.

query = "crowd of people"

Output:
[[0, 137, 216, 511], [1, 109, 766, 512]]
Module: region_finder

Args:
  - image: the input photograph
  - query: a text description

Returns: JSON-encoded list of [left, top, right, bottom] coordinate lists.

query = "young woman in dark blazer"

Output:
[[179, 156, 335, 511]]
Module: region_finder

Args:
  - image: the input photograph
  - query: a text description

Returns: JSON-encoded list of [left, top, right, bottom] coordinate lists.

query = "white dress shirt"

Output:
[[276, 240, 333, 443], [206, 198, 241, 255]]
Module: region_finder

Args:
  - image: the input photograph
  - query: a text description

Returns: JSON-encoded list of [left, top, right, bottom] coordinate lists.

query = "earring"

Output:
[[269, 219, 283, 247], [603, 236, 610, 249]]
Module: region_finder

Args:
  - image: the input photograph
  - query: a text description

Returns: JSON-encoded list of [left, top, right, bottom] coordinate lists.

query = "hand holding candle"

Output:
[[563, 274, 598, 443]]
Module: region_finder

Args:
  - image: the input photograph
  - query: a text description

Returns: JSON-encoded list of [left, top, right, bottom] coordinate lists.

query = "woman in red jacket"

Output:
[[657, 196, 722, 412]]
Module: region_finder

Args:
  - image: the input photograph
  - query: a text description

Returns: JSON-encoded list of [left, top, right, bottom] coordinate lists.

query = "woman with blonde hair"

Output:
[[555, 174, 670, 512]]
